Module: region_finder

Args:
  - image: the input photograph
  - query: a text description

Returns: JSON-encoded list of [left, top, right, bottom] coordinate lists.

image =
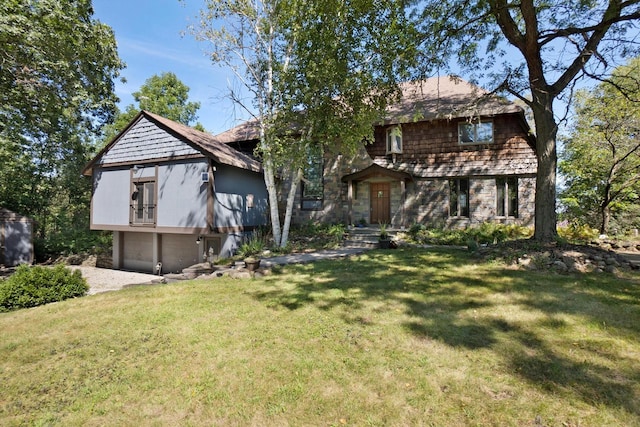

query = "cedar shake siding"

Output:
[[218, 76, 538, 229], [370, 114, 536, 178]]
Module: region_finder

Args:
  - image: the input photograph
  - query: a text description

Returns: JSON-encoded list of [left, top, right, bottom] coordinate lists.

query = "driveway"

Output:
[[71, 266, 161, 295]]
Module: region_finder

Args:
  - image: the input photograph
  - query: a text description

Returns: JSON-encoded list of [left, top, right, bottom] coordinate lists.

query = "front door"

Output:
[[370, 182, 391, 224]]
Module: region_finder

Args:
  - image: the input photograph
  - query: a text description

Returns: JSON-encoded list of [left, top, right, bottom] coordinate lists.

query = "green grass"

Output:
[[1, 247, 639, 426]]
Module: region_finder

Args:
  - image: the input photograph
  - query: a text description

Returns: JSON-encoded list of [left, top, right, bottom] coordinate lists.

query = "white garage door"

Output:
[[123, 232, 153, 272]]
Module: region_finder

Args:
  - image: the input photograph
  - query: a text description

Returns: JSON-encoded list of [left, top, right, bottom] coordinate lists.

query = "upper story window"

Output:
[[301, 146, 323, 210], [131, 180, 156, 225], [386, 125, 403, 154], [458, 120, 493, 145]]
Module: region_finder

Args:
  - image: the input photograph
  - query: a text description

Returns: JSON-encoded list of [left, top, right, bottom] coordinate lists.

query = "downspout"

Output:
[[208, 160, 215, 232]]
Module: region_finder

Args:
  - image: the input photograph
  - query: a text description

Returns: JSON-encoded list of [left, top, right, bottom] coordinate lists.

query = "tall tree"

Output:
[[101, 72, 204, 143], [414, 0, 640, 242], [189, 0, 414, 247], [0, 0, 124, 254], [560, 58, 640, 234]]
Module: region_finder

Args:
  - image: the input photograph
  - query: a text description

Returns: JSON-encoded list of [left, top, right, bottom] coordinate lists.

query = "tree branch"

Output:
[[539, 9, 640, 46], [551, 0, 623, 95]]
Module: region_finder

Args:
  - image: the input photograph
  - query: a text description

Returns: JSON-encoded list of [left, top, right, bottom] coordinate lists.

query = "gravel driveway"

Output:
[[70, 266, 161, 295]]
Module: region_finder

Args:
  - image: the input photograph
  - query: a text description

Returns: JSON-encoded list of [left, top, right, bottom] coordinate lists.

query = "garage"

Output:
[[123, 232, 153, 272], [161, 234, 200, 273]]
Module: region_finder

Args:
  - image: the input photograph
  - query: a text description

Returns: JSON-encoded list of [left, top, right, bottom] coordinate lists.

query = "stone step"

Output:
[[343, 227, 400, 249]]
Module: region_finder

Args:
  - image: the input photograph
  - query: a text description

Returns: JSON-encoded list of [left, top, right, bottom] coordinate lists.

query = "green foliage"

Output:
[[557, 223, 600, 243], [559, 57, 640, 234], [326, 224, 347, 244], [237, 230, 268, 258], [379, 222, 389, 240], [408, 223, 533, 246], [0, 264, 88, 312], [283, 222, 347, 251], [0, 0, 123, 260], [36, 231, 112, 261], [189, 0, 415, 247], [414, 0, 640, 242]]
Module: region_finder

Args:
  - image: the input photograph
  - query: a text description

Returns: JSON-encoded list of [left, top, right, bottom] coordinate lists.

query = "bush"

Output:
[[406, 223, 533, 246], [326, 224, 346, 244], [0, 264, 88, 312], [557, 222, 599, 243], [237, 230, 267, 258]]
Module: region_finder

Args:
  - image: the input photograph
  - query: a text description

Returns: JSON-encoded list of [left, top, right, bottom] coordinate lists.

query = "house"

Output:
[[82, 111, 269, 274], [216, 76, 537, 229], [0, 207, 34, 267]]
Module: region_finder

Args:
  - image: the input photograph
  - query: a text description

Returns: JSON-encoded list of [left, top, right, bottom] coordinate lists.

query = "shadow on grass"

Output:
[[250, 246, 640, 415]]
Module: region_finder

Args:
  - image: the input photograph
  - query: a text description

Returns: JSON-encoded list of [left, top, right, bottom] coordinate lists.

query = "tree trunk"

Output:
[[600, 183, 613, 234], [600, 204, 610, 235], [531, 93, 559, 242], [262, 156, 282, 247], [280, 168, 303, 248]]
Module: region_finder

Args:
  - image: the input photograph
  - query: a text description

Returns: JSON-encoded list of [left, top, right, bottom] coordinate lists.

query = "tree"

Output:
[[189, 0, 414, 247], [414, 0, 640, 242], [101, 72, 204, 143], [560, 58, 640, 235], [0, 0, 124, 256]]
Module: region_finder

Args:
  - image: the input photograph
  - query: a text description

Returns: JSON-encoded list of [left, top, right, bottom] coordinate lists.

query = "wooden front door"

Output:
[[370, 182, 391, 224]]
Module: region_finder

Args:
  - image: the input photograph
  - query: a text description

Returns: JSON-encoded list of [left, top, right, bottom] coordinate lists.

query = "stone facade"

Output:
[[288, 149, 536, 229], [221, 77, 539, 230]]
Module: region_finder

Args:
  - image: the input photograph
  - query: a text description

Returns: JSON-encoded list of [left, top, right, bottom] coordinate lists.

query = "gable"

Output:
[[99, 116, 201, 166]]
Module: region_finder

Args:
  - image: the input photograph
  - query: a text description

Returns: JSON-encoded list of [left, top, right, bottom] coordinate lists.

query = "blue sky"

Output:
[[92, 0, 247, 134]]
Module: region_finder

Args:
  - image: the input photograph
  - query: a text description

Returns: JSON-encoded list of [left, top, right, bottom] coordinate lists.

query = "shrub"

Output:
[[557, 222, 599, 243], [326, 224, 346, 244], [0, 264, 88, 312], [406, 223, 533, 246], [237, 230, 267, 258], [408, 222, 426, 236]]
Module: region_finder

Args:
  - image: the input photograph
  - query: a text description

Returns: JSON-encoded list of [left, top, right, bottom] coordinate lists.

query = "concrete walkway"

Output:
[[259, 247, 371, 268], [81, 247, 372, 295]]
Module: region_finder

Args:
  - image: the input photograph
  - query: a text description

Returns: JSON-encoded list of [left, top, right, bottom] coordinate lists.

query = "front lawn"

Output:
[[1, 247, 639, 426]]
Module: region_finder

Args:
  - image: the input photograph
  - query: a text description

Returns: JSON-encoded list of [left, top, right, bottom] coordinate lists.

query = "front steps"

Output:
[[343, 227, 401, 249]]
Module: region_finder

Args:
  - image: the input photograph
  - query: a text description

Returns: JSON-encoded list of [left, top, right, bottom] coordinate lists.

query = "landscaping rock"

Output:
[[553, 260, 568, 272], [480, 240, 637, 275], [605, 257, 619, 266], [229, 269, 253, 279], [518, 257, 532, 268]]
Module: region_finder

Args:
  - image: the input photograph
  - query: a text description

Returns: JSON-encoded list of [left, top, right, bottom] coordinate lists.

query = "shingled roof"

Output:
[[214, 117, 261, 144], [82, 111, 262, 176], [214, 76, 524, 143], [384, 76, 523, 125]]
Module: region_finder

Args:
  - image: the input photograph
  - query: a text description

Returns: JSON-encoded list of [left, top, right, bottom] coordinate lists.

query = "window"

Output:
[[301, 146, 323, 210], [131, 181, 156, 224], [449, 178, 469, 217], [458, 121, 493, 145], [386, 125, 403, 154], [496, 177, 518, 217]]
